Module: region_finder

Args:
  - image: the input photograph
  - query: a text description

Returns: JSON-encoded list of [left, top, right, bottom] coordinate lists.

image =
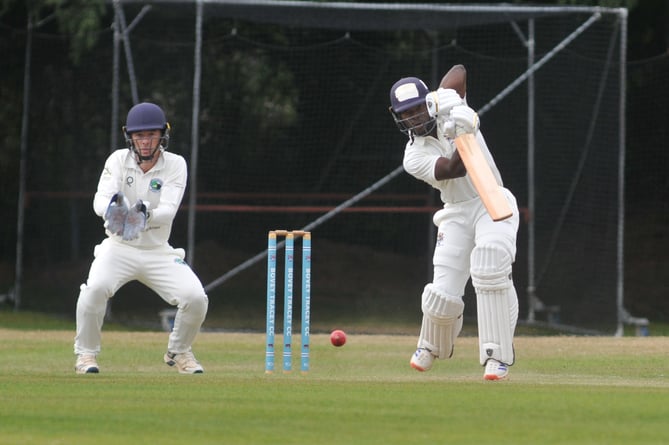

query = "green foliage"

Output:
[[6, 0, 107, 64], [1, 0, 105, 62], [46, 0, 105, 64]]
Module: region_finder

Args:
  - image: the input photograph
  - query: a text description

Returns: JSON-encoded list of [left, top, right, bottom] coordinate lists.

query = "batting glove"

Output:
[[425, 88, 463, 118], [450, 105, 479, 136], [442, 119, 457, 139]]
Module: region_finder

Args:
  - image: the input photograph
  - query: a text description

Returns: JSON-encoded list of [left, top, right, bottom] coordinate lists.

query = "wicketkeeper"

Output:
[[388, 65, 520, 380], [74, 102, 209, 374]]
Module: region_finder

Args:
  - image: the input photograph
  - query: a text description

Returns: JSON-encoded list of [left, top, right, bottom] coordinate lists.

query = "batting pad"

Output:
[[418, 284, 464, 359], [476, 288, 517, 365], [471, 244, 517, 365]]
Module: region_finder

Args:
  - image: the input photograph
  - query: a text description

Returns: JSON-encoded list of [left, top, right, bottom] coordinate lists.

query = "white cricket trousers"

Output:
[[74, 238, 209, 355], [432, 189, 519, 296]]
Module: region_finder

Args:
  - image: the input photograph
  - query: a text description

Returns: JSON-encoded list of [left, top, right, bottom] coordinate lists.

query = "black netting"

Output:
[[3, 3, 633, 331]]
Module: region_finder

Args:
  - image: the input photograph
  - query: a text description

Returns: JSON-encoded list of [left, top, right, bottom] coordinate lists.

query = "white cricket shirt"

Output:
[[93, 148, 187, 248], [402, 125, 503, 205]]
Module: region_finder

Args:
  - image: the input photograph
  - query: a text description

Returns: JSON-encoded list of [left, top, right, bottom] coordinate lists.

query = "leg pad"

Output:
[[471, 244, 518, 365], [418, 284, 464, 359]]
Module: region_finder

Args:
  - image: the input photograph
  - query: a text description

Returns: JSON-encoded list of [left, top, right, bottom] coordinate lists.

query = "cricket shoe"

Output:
[[75, 353, 99, 374], [483, 359, 509, 381], [164, 350, 204, 374], [410, 348, 436, 372]]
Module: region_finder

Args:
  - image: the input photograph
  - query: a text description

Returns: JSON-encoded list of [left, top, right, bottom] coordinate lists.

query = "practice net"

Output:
[[11, 2, 627, 333]]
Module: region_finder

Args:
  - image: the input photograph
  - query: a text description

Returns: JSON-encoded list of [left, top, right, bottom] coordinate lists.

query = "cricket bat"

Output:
[[454, 133, 513, 221], [440, 65, 513, 222]]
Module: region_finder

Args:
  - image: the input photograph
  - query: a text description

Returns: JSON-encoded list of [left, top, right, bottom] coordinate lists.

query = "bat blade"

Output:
[[454, 133, 513, 221]]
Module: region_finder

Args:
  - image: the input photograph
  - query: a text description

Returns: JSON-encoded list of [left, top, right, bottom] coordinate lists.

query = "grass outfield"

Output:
[[0, 329, 667, 445]]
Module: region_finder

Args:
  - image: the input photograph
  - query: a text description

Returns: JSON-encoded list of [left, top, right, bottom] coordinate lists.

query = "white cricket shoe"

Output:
[[483, 359, 509, 381], [164, 350, 204, 374], [75, 353, 99, 374], [410, 348, 436, 372]]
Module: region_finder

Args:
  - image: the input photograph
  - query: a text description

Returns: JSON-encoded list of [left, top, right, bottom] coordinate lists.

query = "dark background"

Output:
[[0, 1, 666, 332]]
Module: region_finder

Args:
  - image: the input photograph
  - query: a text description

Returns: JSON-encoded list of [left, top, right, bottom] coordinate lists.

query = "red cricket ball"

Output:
[[330, 329, 347, 347]]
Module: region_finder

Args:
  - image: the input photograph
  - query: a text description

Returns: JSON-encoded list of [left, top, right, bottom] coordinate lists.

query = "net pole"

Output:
[[526, 19, 537, 323], [477, 12, 602, 116], [112, 1, 139, 104], [13, 14, 34, 311], [187, 0, 203, 266], [615, 9, 628, 337], [111, 13, 120, 153]]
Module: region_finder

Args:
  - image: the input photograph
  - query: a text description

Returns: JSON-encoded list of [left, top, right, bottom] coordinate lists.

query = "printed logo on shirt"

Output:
[[149, 178, 163, 192], [126, 176, 134, 187], [436, 231, 445, 247]]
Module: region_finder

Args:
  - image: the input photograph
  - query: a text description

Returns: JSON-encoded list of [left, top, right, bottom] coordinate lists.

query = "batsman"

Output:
[[389, 65, 520, 380]]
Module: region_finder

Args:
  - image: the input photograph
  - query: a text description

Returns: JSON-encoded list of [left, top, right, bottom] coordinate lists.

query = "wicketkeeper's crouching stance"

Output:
[[74, 102, 209, 375], [388, 65, 519, 380]]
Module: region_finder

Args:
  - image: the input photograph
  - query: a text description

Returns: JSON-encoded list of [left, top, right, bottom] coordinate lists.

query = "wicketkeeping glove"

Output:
[[425, 88, 463, 118], [104, 192, 129, 236], [122, 200, 147, 241]]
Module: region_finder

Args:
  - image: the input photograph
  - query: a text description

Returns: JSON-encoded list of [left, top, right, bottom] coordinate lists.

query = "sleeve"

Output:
[[93, 152, 124, 218], [148, 156, 187, 226], [403, 143, 440, 184]]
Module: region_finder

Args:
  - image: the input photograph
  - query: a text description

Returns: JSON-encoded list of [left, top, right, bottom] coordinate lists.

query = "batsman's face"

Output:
[[131, 130, 162, 157], [399, 104, 433, 136]]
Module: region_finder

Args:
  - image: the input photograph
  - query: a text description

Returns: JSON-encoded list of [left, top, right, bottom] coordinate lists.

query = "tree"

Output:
[[1, 0, 105, 64]]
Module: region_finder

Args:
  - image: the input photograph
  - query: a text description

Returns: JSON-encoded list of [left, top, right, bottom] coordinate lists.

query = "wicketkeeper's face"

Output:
[[131, 130, 162, 155]]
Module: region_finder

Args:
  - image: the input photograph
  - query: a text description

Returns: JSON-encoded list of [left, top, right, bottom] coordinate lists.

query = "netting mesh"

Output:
[[7, 4, 627, 331]]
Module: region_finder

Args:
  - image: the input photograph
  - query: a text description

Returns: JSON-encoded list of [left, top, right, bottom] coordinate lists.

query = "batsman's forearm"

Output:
[[440, 64, 467, 98], [450, 150, 467, 177], [434, 155, 467, 180]]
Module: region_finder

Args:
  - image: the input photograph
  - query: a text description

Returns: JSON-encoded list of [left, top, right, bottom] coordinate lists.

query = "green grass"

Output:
[[0, 309, 132, 331], [0, 327, 667, 445]]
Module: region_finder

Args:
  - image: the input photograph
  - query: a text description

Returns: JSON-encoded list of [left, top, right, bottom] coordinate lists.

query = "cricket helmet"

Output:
[[123, 102, 171, 162], [125, 102, 168, 133], [389, 77, 435, 138]]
